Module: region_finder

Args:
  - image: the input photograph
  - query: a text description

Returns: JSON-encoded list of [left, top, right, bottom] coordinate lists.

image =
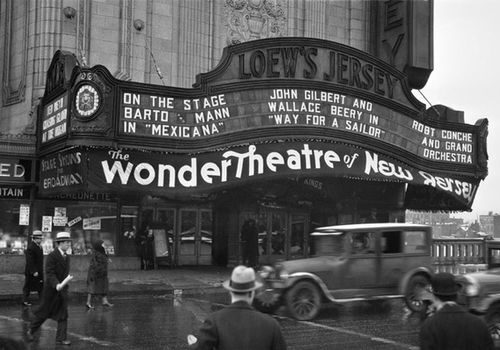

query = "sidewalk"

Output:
[[0, 266, 232, 302]]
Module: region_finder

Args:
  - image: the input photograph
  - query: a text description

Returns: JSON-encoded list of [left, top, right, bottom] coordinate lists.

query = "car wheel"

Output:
[[404, 274, 430, 313], [485, 303, 500, 340], [253, 289, 282, 314], [285, 280, 321, 320]]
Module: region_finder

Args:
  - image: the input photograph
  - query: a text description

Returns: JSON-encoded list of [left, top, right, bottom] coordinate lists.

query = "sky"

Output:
[[418, 0, 500, 222]]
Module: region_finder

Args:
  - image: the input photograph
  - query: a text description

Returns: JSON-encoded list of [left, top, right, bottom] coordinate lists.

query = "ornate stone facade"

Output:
[[224, 0, 286, 45]]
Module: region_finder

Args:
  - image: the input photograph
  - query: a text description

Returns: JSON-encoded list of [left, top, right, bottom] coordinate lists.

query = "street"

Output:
[[0, 292, 422, 349]]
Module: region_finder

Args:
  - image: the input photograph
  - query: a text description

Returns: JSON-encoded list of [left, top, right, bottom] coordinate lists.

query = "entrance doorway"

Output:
[[178, 209, 213, 265], [141, 206, 176, 266], [240, 209, 309, 265], [141, 205, 213, 266]]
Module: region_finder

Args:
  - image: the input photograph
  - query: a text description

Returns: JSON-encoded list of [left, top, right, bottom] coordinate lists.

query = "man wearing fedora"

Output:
[[27, 232, 74, 346], [192, 265, 286, 350], [22, 230, 44, 306], [420, 272, 493, 350]]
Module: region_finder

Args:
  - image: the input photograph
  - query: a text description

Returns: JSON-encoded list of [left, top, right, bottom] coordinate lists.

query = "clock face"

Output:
[[75, 84, 100, 119]]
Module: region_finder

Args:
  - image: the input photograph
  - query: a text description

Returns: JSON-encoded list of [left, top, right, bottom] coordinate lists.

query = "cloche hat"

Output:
[[223, 265, 262, 292], [431, 272, 459, 296], [55, 231, 72, 242]]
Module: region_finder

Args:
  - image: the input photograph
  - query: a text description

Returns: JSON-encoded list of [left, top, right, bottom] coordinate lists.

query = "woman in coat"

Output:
[[86, 239, 113, 308]]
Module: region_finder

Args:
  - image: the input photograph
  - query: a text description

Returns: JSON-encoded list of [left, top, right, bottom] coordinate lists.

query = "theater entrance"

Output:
[[178, 208, 213, 265], [240, 209, 310, 265], [141, 205, 212, 266]]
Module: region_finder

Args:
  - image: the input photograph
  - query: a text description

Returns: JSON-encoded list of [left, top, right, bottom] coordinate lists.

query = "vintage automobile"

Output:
[[254, 223, 433, 320], [456, 239, 500, 340]]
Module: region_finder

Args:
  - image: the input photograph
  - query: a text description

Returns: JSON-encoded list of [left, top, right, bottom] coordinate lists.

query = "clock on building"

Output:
[[75, 84, 101, 119]]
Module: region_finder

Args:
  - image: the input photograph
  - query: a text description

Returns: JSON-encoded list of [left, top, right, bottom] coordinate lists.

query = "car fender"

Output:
[[473, 293, 500, 314], [398, 266, 433, 295], [286, 272, 337, 302]]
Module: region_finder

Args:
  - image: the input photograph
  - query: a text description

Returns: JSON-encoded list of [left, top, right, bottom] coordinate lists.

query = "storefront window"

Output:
[[33, 201, 119, 255], [0, 201, 30, 255]]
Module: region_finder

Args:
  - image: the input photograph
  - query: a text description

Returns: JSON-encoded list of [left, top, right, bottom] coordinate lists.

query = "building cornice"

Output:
[[0, 134, 36, 156]]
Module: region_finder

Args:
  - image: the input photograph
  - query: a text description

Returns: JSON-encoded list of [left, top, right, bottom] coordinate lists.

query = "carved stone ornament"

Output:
[[224, 0, 286, 45]]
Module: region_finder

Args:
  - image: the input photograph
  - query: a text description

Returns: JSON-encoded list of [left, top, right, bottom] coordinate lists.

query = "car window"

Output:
[[310, 234, 346, 257], [403, 230, 427, 253], [381, 231, 403, 254], [351, 232, 375, 254]]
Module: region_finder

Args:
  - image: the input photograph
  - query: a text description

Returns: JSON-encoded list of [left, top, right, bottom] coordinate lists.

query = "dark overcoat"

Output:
[[241, 223, 259, 257], [194, 300, 287, 350], [24, 241, 44, 292], [33, 248, 70, 321], [87, 249, 109, 295], [420, 303, 494, 350]]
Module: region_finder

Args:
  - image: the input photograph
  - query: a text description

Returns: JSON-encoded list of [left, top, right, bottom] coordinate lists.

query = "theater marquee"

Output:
[[37, 38, 489, 210], [119, 88, 475, 165]]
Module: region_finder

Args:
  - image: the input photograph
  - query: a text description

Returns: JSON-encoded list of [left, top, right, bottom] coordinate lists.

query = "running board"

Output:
[[330, 294, 403, 303]]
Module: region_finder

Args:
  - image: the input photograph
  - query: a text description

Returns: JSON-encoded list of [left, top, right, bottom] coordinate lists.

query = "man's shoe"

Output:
[[23, 301, 32, 306], [56, 340, 71, 346]]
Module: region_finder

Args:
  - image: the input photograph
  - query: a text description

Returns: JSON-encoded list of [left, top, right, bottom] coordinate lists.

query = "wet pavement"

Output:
[[0, 267, 231, 302], [3, 266, 496, 349], [0, 292, 425, 350]]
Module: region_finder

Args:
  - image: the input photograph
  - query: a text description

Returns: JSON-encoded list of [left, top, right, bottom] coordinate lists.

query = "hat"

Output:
[[431, 272, 459, 296], [55, 231, 72, 242], [31, 230, 43, 238], [223, 265, 263, 292]]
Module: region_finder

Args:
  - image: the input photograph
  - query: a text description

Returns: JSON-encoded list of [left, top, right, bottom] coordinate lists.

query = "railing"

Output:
[[432, 238, 488, 274]]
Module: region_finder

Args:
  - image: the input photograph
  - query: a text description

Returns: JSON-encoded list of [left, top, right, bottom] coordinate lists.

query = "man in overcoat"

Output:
[[192, 265, 287, 350], [27, 232, 74, 346], [420, 272, 494, 350], [22, 230, 44, 306], [241, 219, 259, 268]]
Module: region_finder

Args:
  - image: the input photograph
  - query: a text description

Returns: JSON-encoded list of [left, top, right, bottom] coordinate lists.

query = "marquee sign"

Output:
[[119, 88, 475, 165], [39, 149, 84, 194], [41, 93, 68, 143], [0, 186, 30, 199], [36, 144, 478, 210], [0, 158, 32, 182], [37, 39, 488, 210]]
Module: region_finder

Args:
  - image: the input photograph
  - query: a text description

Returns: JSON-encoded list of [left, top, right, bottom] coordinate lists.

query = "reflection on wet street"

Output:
[[0, 293, 423, 349]]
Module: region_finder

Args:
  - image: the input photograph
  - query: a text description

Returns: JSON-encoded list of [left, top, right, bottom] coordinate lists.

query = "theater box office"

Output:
[[34, 38, 488, 268]]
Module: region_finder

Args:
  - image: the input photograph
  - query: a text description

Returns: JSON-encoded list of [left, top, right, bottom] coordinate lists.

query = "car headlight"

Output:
[[259, 265, 274, 279], [463, 275, 480, 296], [272, 263, 289, 280], [279, 269, 289, 279]]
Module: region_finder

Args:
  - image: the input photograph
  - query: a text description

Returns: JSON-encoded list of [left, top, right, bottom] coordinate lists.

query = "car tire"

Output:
[[485, 302, 500, 340], [253, 289, 282, 314], [404, 274, 430, 313], [285, 280, 321, 321]]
